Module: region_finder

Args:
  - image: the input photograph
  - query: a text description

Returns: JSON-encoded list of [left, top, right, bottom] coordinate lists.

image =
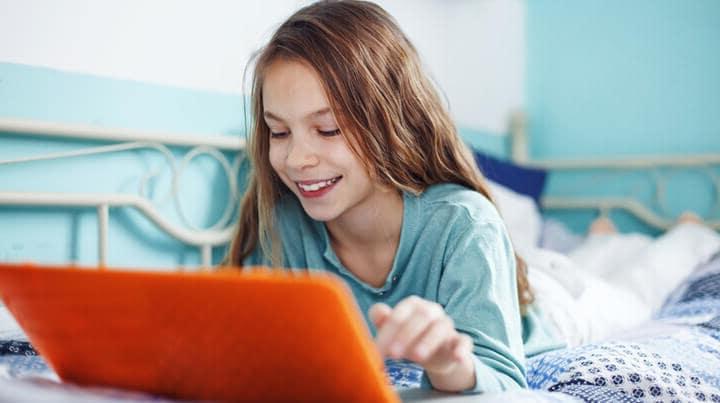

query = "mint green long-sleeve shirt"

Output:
[[243, 183, 563, 393]]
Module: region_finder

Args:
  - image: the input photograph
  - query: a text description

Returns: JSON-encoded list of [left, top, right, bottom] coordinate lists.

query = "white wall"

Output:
[[0, 0, 304, 93], [0, 0, 524, 133], [445, 0, 525, 133]]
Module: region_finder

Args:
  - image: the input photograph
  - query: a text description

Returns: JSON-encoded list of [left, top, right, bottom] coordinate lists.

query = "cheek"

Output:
[[339, 150, 372, 186], [268, 143, 284, 174]]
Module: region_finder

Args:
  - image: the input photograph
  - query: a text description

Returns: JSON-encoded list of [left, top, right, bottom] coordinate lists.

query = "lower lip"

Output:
[[297, 178, 341, 199]]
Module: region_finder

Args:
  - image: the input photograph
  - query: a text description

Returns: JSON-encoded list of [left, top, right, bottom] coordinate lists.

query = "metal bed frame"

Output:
[[509, 111, 720, 230], [0, 118, 244, 268]]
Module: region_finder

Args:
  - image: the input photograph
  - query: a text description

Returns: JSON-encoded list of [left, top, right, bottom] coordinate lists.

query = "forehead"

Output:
[[262, 59, 332, 120]]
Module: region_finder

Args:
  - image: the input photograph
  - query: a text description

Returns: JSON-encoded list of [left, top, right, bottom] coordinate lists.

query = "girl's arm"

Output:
[[371, 218, 527, 394]]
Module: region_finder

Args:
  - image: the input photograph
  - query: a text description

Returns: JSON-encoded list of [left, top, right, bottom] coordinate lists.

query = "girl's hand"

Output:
[[369, 296, 475, 390]]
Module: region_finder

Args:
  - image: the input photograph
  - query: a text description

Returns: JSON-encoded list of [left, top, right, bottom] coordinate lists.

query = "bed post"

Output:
[[510, 110, 528, 164], [98, 204, 109, 268]]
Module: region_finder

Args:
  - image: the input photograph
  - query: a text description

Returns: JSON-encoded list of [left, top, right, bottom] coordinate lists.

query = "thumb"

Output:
[[451, 334, 473, 361], [368, 303, 392, 329]]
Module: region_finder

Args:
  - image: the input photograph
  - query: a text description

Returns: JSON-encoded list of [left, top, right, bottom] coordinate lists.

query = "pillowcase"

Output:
[[472, 149, 548, 207], [487, 179, 542, 255]]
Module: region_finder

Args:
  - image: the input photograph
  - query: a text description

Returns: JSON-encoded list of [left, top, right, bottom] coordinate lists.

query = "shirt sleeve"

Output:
[[422, 218, 528, 393]]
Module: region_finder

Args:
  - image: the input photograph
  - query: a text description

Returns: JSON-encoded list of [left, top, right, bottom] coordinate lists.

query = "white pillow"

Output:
[[487, 180, 542, 256]]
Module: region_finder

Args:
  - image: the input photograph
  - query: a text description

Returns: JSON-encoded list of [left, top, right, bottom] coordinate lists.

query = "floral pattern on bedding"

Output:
[[385, 359, 424, 389], [527, 327, 720, 402], [1, 340, 38, 357]]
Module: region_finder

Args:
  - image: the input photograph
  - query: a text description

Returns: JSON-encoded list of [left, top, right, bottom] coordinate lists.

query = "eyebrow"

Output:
[[263, 107, 332, 123]]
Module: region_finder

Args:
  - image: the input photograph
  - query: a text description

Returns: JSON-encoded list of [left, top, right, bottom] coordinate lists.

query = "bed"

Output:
[[1, 115, 720, 402]]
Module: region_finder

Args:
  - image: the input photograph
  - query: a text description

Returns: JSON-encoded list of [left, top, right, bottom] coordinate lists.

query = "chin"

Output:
[[300, 204, 341, 222]]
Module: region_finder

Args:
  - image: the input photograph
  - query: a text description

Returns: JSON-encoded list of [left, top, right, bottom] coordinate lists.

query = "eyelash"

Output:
[[318, 129, 341, 137], [269, 129, 341, 138]]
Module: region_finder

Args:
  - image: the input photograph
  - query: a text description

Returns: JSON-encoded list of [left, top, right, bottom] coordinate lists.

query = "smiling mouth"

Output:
[[295, 176, 342, 193]]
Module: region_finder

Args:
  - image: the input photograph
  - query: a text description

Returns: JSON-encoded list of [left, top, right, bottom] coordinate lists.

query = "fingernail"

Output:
[[416, 345, 428, 360], [390, 343, 402, 357]]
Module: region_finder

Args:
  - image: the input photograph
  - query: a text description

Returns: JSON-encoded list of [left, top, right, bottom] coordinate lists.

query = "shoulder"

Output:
[[416, 183, 503, 225], [407, 183, 512, 262]]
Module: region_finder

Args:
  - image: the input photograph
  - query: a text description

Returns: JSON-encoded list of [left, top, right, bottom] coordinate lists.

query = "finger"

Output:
[[386, 310, 434, 359], [375, 296, 422, 355], [406, 316, 454, 364], [368, 303, 392, 329], [389, 302, 445, 359]]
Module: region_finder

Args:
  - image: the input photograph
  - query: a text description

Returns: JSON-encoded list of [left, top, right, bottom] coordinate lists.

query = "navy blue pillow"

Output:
[[472, 149, 548, 207]]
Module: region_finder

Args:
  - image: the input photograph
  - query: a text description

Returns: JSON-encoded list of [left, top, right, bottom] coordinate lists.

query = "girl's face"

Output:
[[263, 59, 376, 223]]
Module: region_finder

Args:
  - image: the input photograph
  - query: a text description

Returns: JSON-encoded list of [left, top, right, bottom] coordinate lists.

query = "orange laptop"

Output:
[[0, 263, 399, 402]]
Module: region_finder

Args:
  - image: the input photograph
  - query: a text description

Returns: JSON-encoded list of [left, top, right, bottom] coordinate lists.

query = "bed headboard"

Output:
[[509, 111, 720, 231], [0, 118, 245, 268]]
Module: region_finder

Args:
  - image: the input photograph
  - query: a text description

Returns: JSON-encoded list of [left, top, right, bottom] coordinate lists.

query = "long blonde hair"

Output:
[[227, 0, 533, 307]]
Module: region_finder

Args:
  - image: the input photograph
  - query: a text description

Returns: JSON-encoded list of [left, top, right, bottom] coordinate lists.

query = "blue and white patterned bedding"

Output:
[[2, 250, 720, 402]]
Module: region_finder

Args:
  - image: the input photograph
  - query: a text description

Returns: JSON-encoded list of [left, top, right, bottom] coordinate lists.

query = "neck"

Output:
[[325, 186, 404, 251]]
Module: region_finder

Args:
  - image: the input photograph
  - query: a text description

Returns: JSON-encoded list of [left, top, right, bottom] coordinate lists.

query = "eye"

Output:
[[270, 131, 289, 139], [318, 129, 341, 137]]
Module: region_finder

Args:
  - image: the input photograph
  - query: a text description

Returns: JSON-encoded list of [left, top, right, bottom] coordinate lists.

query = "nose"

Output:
[[285, 132, 319, 171]]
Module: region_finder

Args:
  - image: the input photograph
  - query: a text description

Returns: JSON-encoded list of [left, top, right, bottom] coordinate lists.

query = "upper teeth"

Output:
[[298, 177, 339, 192]]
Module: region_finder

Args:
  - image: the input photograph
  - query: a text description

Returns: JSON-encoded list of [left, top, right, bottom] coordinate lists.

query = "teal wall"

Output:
[[0, 63, 247, 268], [526, 0, 720, 234], [460, 127, 508, 158]]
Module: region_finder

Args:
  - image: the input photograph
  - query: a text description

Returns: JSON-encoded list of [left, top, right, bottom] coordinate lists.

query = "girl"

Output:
[[226, 0, 561, 393]]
